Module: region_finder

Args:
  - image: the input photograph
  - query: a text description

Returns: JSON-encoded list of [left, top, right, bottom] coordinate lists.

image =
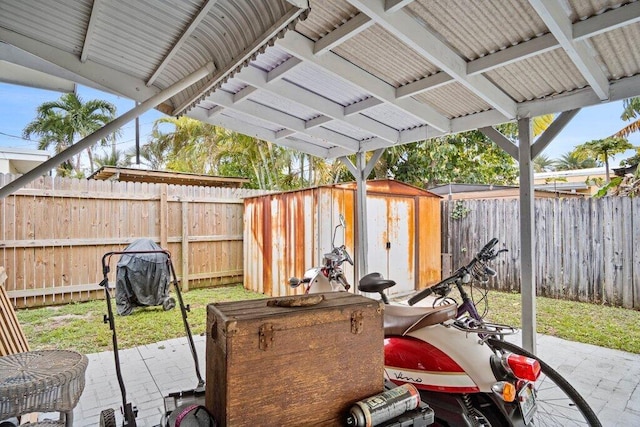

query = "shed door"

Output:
[[366, 196, 415, 297]]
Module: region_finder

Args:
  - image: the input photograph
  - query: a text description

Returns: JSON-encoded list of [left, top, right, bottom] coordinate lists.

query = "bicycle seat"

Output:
[[358, 272, 396, 293], [384, 304, 457, 336]]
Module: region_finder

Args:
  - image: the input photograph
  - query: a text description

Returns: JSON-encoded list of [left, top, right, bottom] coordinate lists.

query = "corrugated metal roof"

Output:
[[405, 0, 547, 61], [486, 49, 588, 102], [334, 25, 438, 87], [414, 83, 493, 118], [2, 0, 639, 161], [363, 104, 425, 131], [283, 61, 370, 106]]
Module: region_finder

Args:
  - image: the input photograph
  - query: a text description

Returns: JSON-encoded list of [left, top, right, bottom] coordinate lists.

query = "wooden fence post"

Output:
[[181, 201, 189, 292], [160, 184, 168, 249]]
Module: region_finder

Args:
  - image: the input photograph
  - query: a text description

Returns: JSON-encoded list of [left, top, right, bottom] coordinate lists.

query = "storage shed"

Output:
[[244, 179, 441, 298]]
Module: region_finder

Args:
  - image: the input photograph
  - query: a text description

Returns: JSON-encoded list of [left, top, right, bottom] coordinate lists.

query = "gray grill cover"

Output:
[[116, 239, 171, 315]]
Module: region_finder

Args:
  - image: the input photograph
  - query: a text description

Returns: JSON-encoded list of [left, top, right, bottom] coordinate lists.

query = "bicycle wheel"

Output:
[[487, 338, 601, 426]]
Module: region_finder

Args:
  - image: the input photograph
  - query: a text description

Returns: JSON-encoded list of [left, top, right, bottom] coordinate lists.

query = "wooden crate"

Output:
[[206, 292, 384, 426]]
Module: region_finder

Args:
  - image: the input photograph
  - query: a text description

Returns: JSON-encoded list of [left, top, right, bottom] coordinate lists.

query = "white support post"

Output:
[[355, 152, 369, 281], [518, 117, 537, 353], [339, 149, 384, 282]]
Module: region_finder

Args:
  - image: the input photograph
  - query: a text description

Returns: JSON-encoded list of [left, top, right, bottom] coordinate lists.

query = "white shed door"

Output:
[[366, 196, 415, 297]]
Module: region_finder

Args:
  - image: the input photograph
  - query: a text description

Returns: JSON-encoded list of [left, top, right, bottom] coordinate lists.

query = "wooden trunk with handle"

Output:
[[206, 292, 384, 426]]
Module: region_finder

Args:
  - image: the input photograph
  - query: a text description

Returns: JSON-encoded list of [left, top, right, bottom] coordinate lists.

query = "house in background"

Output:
[[429, 183, 584, 200], [533, 167, 606, 196], [0, 147, 50, 174]]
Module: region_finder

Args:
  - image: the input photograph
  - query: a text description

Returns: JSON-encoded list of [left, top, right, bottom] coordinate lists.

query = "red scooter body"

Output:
[[384, 336, 480, 394]]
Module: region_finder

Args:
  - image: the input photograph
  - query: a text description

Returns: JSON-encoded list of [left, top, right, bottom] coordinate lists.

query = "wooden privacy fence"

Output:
[[442, 198, 640, 309], [0, 174, 265, 308]]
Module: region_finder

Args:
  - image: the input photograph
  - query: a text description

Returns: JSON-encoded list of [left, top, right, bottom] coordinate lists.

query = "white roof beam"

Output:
[[147, 0, 219, 87], [207, 90, 361, 151], [267, 56, 302, 82], [233, 85, 258, 103], [479, 127, 518, 160], [531, 109, 580, 158], [235, 64, 402, 143], [518, 74, 640, 118], [529, 0, 609, 100], [190, 106, 332, 158], [0, 27, 159, 103], [206, 105, 224, 117], [80, 0, 105, 63], [344, 97, 383, 116], [277, 31, 450, 132], [573, 1, 640, 40], [396, 72, 453, 99], [470, 3, 640, 75], [275, 129, 297, 139], [348, 0, 516, 118], [314, 13, 373, 55], [467, 34, 558, 76], [385, 0, 416, 13], [306, 115, 333, 129]]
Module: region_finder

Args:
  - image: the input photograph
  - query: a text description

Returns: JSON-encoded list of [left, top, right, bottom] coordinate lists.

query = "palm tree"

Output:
[[23, 93, 116, 175], [613, 97, 640, 138], [555, 151, 599, 171], [533, 154, 555, 172], [94, 149, 129, 168], [574, 137, 633, 182], [152, 116, 221, 174]]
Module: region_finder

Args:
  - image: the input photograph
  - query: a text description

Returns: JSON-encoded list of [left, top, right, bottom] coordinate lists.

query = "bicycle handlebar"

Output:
[[408, 238, 502, 306]]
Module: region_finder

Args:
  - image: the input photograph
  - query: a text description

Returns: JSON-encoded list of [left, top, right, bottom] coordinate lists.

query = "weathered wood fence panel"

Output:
[[442, 198, 638, 309], [0, 174, 265, 308]]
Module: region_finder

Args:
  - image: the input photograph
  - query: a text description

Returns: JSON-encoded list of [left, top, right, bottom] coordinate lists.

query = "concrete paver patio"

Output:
[[66, 333, 639, 426]]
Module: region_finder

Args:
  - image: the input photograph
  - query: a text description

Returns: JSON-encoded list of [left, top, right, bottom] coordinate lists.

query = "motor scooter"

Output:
[[289, 214, 353, 293], [296, 223, 600, 426], [360, 238, 600, 427]]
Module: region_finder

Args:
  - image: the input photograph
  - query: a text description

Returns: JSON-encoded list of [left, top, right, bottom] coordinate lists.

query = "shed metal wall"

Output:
[[244, 180, 441, 297]]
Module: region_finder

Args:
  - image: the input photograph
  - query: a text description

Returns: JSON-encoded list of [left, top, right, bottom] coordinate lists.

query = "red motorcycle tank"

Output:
[[384, 336, 481, 393]]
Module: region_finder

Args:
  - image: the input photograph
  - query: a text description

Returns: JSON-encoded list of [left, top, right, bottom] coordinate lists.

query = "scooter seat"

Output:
[[384, 304, 457, 336], [358, 272, 396, 293]]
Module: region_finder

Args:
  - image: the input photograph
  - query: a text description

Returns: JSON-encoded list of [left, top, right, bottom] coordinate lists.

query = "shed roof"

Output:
[[1, 0, 638, 159], [88, 166, 249, 188]]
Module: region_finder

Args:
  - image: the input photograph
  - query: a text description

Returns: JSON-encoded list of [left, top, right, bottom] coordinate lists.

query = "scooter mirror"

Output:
[[289, 277, 302, 288], [332, 215, 346, 248]]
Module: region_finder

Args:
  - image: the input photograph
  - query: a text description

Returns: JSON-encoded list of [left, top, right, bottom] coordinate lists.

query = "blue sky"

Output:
[[0, 82, 637, 167]]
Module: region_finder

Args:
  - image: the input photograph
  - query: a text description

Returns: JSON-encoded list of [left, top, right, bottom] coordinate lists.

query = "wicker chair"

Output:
[[0, 350, 88, 427]]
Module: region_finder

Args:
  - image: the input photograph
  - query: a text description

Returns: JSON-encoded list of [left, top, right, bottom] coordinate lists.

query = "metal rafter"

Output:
[[398, 2, 639, 97], [385, 0, 415, 13], [80, 0, 105, 63], [189, 106, 337, 158], [518, 74, 640, 118], [147, 0, 219, 87], [314, 13, 374, 55], [207, 89, 362, 151], [0, 27, 159, 103], [234, 64, 402, 144], [347, 0, 516, 118], [277, 31, 450, 132], [529, 0, 609, 100]]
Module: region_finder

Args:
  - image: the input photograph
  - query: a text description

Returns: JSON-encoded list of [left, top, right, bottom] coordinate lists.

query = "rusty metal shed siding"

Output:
[[244, 180, 441, 297]]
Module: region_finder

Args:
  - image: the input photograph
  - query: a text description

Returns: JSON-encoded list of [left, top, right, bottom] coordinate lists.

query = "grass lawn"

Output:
[[16, 284, 640, 354]]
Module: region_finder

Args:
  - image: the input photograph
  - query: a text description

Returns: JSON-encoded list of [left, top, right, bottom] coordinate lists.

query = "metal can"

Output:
[[346, 383, 421, 427]]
